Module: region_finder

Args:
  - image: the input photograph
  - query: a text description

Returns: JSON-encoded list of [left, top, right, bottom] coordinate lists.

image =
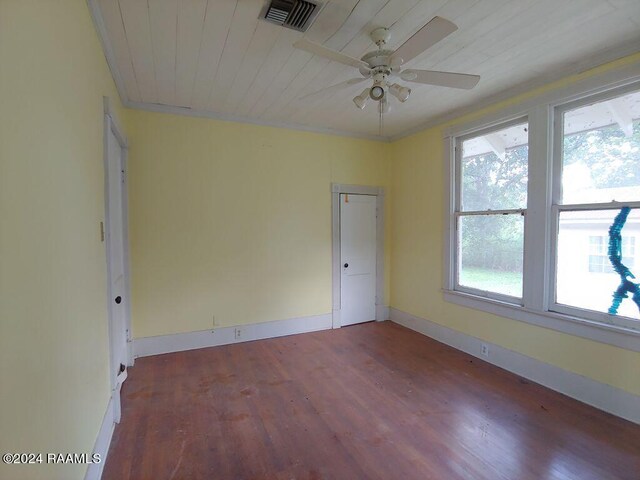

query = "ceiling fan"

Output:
[[293, 16, 480, 115]]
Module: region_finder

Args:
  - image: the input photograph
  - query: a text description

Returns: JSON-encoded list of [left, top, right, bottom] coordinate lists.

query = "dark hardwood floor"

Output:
[[103, 321, 640, 480]]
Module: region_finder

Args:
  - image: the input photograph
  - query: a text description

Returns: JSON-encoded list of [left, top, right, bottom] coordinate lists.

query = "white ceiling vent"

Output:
[[261, 0, 321, 32]]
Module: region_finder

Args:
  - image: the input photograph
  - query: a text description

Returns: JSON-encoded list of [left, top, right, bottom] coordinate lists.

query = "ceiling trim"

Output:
[[87, 0, 639, 144], [390, 44, 640, 142], [125, 100, 389, 142], [442, 66, 640, 141], [86, 0, 387, 142], [86, 0, 129, 107]]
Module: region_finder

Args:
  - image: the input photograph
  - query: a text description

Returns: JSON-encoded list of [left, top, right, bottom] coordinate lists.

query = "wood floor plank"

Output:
[[103, 322, 640, 480]]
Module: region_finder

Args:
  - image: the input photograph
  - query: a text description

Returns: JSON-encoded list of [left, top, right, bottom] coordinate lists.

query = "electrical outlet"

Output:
[[234, 328, 243, 340], [481, 343, 489, 357]]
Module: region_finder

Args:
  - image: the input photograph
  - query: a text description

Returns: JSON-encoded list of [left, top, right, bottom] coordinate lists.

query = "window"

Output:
[[553, 88, 640, 324], [444, 76, 640, 345], [455, 121, 528, 301], [588, 235, 635, 273]]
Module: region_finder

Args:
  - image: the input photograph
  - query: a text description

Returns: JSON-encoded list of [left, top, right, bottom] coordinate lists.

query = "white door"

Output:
[[340, 194, 377, 326], [105, 120, 129, 422]]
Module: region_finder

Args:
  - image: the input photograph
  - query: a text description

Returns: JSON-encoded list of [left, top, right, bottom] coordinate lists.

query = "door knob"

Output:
[[344, 263, 349, 268], [115, 296, 122, 304]]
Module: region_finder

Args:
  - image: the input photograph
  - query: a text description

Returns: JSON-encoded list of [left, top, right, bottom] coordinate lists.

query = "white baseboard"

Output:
[[376, 304, 390, 322], [84, 398, 115, 480], [389, 307, 640, 425], [133, 313, 333, 358]]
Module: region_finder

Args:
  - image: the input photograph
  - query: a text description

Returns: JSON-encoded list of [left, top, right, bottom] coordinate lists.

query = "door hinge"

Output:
[[121, 170, 125, 184], [100, 221, 105, 242]]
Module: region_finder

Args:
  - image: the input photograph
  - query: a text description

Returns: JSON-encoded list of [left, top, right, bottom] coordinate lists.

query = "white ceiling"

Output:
[[92, 0, 640, 140]]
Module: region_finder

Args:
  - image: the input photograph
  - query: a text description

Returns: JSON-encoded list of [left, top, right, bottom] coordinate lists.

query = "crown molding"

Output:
[[87, 0, 638, 145], [389, 44, 640, 142], [86, 0, 387, 143], [124, 100, 389, 142], [86, 0, 129, 107]]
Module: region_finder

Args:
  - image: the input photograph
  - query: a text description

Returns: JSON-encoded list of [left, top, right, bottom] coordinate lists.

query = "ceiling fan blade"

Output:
[[391, 16, 458, 65], [293, 38, 370, 70], [401, 69, 480, 89], [298, 78, 368, 101]]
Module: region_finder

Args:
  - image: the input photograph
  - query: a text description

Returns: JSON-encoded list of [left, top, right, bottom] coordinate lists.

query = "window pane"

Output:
[[561, 90, 640, 204], [556, 208, 640, 319], [461, 122, 528, 211], [458, 214, 524, 298]]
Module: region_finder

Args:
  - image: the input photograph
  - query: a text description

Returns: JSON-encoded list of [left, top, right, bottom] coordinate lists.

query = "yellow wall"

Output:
[[126, 110, 391, 338], [390, 53, 640, 397], [1, 2, 637, 476], [0, 1, 128, 479]]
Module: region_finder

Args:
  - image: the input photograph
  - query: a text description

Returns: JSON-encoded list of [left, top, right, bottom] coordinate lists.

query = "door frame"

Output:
[[103, 97, 133, 419], [331, 183, 385, 328]]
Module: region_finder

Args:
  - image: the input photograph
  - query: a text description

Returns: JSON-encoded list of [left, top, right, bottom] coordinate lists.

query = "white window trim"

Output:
[[453, 116, 528, 305], [548, 83, 640, 332], [443, 62, 640, 352]]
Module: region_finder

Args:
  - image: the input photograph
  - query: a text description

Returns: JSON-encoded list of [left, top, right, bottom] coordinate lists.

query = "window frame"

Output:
[[453, 117, 528, 304], [548, 84, 640, 332], [442, 63, 640, 352]]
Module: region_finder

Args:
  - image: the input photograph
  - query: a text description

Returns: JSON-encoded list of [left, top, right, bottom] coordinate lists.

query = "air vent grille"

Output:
[[262, 0, 320, 32]]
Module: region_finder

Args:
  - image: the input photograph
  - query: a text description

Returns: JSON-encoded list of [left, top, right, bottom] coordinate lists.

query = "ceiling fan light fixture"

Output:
[[389, 83, 411, 102], [353, 88, 370, 109], [370, 85, 385, 101]]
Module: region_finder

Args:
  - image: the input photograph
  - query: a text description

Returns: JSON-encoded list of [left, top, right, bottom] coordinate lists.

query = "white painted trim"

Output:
[[389, 308, 640, 425], [442, 290, 640, 352], [393, 49, 640, 141], [134, 313, 333, 358], [545, 82, 640, 332], [103, 98, 134, 367], [442, 72, 640, 348], [126, 100, 388, 143], [87, 1, 129, 108], [523, 104, 553, 311], [103, 99, 133, 368], [442, 137, 455, 291], [331, 184, 386, 328], [376, 305, 390, 322], [102, 97, 127, 148], [450, 116, 529, 306], [331, 184, 385, 195], [102, 99, 132, 431], [83, 398, 115, 480], [120, 145, 134, 368], [441, 62, 640, 140], [88, 0, 638, 145]]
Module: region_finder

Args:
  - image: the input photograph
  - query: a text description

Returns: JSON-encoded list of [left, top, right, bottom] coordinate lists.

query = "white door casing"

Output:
[[103, 99, 131, 423], [332, 184, 385, 328]]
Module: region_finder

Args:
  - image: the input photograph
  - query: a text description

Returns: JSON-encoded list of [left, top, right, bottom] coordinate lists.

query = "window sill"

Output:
[[442, 289, 640, 352]]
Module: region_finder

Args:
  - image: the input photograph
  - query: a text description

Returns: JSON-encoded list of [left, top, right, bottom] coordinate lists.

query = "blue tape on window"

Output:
[[607, 206, 640, 315]]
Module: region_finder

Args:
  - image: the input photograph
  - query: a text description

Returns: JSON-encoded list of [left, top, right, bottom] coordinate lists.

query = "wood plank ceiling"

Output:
[[95, 0, 640, 139]]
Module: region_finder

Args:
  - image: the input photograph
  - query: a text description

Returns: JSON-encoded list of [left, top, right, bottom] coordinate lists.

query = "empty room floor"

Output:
[[103, 322, 640, 479]]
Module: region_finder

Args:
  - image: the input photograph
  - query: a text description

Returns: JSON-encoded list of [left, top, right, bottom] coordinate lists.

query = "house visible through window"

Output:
[[588, 235, 635, 273], [554, 89, 640, 321], [446, 79, 640, 336]]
